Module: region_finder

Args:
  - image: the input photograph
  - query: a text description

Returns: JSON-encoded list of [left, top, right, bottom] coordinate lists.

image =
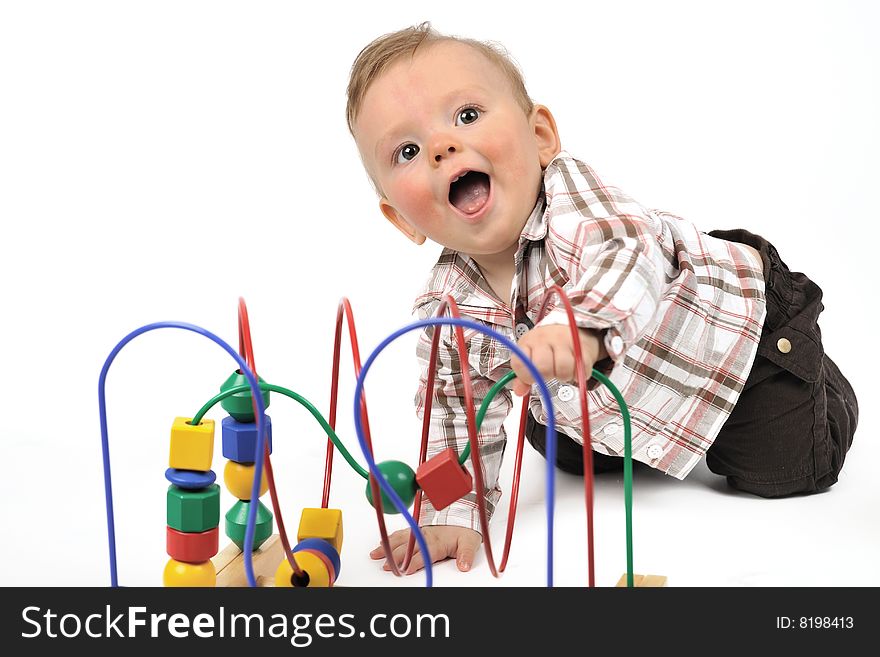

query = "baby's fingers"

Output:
[[382, 543, 424, 574], [510, 347, 535, 396], [456, 532, 481, 572], [511, 377, 531, 397], [512, 343, 559, 395], [404, 550, 426, 575], [553, 345, 576, 382], [370, 529, 410, 559]]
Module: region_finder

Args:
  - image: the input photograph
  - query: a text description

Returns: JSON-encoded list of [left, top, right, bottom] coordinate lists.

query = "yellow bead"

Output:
[[169, 417, 215, 472], [163, 558, 216, 587], [297, 508, 343, 553], [274, 550, 331, 588], [223, 460, 268, 500]]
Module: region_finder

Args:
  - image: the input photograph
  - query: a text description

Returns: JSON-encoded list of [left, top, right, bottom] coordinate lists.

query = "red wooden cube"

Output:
[[415, 448, 473, 511], [166, 526, 219, 563]]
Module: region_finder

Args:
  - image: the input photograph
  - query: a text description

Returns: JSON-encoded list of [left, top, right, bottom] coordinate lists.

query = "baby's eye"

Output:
[[396, 143, 420, 164], [456, 107, 481, 126]]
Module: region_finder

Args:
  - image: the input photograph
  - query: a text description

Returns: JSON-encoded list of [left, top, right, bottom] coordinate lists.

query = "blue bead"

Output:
[[294, 538, 341, 579], [221, 415, 273, 463], [165, 468, 217, 489]]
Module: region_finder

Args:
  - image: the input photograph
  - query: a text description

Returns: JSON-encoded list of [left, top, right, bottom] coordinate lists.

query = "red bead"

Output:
[[415, 447, 473, 511], [166, 526, 219, 563]]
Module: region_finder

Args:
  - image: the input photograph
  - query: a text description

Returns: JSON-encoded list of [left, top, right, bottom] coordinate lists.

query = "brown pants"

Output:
[[704, 229, 858, 496]]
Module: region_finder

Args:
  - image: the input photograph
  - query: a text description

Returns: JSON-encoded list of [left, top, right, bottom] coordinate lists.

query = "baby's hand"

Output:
[[369, 526, 482, 574], [510, 325, 605, 396]]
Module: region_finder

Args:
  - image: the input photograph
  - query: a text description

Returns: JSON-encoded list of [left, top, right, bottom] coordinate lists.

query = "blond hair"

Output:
[[346, 22, 534, 137]]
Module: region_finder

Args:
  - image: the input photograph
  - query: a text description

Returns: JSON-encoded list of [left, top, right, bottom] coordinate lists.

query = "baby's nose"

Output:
[[433, 145, 456, 162], [430, 134, 460, 164]]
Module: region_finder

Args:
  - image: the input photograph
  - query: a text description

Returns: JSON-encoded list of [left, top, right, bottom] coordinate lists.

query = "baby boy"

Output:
[[346, 23, 858, 574]]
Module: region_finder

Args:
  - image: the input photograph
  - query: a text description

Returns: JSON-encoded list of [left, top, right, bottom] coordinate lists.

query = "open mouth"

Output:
[[449, 170, 491, 215]]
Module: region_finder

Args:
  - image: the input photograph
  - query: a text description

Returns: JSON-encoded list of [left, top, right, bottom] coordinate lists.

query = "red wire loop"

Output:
[[403, 288, 595, 585], [534, 285, 595, 587], [325, 298, 365, 507], [327, 298, 405, 578], [237, 297, 302, 577], [402, 296, 531, 577]]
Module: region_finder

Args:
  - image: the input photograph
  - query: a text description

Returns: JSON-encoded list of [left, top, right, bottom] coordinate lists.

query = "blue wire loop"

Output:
[[354, 317, 559, 587], [98, 321, 268, 587]]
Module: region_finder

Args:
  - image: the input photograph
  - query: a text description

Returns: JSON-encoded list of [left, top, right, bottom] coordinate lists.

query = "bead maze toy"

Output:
[[98, 293, 666, 588]]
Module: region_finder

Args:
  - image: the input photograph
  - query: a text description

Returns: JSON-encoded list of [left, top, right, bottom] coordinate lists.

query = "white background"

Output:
[[1, 0, 877, 587]]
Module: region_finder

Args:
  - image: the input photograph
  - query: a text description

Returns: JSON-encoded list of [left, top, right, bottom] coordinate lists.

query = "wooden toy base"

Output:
[[615, 573, 668, 587], [212, 534, 284, 587]]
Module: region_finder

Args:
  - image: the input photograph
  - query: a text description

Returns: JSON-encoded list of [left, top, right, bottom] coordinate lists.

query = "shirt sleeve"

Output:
[[536, 211, 668, 361], [413, 319, 513, 535]]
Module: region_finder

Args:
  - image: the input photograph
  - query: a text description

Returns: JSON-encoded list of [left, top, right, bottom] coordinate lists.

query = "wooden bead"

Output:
[[219, 371, 270, 423], [297, 508, 343, 552], [164, 468, 216, 489], [416, 447, 474, 511], [294, 538, 340, 580], [166, 526, 219, 563], [223, 460, 268, 500], [167, 484, 220, 533], [221, 415, 273, 463], [365, 461, 417, 514], [163, 558, 216, 587], [225, 499, 273, 550], [168, 417, 215, 472], [274, 550, 332, 588], [298, 549, 336, 583]]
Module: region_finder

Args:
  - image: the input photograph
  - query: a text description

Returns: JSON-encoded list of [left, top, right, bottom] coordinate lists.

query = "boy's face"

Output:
[[353, 41, 559, 260]]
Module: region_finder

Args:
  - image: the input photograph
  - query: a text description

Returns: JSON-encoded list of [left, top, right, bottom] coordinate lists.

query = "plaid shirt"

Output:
[[413, 151, 766, 533]]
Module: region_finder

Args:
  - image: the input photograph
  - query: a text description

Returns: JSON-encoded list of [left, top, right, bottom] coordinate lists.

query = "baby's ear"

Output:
[[380, 199, 426, 245], [532, 105, 561, 168]]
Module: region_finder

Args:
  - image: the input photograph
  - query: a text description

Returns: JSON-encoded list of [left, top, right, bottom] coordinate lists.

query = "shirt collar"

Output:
[[516, 150, 570, 242], [412, 247, 499, 316]]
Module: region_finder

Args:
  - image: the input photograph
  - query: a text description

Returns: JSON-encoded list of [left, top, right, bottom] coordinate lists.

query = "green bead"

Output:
[[225, 499, 274, 550], [220, 370, 270, 422], [167, 484, 220, 533], [365, 461, 417, 514]]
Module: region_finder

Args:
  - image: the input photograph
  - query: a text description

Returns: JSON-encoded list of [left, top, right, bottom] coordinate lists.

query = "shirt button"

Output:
[[557, 385, 575, 402], [609, 335, 624, 355], [603, 423, 619, 436], [776, 337, 792, 354], [646, 444, 663, 460], [515, 323, 529, 339]]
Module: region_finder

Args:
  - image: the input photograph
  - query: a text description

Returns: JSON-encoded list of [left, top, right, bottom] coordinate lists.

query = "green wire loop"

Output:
[[589, 370, 634, 588], [191, 382, 370, 480], [461, 371, 517, 463], [462, 368, 634, 588]]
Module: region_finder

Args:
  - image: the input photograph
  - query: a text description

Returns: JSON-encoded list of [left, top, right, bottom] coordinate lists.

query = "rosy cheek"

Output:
[[502, 116, 537, 170], [398, 174, 438, 226], [484, 131, 526, 178]]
